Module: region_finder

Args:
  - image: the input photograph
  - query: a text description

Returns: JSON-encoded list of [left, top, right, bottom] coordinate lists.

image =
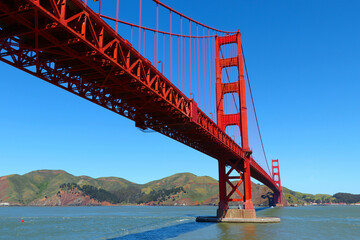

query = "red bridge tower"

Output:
[[272, 159, 283, 206], [215, 32, 256, 218]]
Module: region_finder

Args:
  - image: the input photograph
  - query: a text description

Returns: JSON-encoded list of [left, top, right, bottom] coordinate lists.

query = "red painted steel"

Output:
[[101, 14, 216, 39], [170, 11, 172, 83], [138, 0, 142, 52], [272, 159, 283, 205], [116, 0, 119, 33], [152, 0, 237, 34], [215, 33, 254, 210], [0, 0, 281, 208]]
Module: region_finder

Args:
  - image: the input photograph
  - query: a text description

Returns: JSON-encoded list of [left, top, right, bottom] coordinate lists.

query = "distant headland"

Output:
[[0, 170, 359, 206]]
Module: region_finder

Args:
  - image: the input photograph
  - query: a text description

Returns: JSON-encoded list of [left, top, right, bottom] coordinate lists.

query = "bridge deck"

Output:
[[0, 0, 280, 195]]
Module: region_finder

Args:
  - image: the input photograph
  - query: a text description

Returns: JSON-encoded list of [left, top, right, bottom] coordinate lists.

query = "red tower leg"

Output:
[[272, 159, 283, 206], [215, 33, 255, 218]]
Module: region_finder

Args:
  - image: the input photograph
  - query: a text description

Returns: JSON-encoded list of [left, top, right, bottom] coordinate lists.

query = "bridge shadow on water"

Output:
[[107, 221, 214, 240], [255, 207, 271, 211], [107, 209, 271, 240]]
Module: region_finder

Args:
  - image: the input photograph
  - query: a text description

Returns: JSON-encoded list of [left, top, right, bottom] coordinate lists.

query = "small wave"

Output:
[[175, 218, 192, 223]]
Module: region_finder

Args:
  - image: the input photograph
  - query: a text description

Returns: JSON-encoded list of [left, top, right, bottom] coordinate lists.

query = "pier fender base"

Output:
[[196, 216, 280, 223], [217, 208, 256, 219]]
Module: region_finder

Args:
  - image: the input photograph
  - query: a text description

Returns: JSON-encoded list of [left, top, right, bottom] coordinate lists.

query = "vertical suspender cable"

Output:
[[98, 0, 101, 16], [116, 0, 119, 33], [154, 32, 156, 64], [189, 21, 192, 98], [180, 17, 183, 92], [202, 28, 206, 114], [178, 37, 180, 87], [143, 29, 146, 56], [197, 24, 200, 106], [156, 3, 159, 68], [170, 11, 172, 83], [163, 33, 165, 73], [209, 30, 213, 120], [138, 0, 142, 52], [131, 26, 133, 45]]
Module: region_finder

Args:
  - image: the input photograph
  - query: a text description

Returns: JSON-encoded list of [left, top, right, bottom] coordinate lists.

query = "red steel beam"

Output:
[[0, 0, 281, 196]]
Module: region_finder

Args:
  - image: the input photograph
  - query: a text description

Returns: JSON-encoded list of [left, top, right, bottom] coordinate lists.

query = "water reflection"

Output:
[[217, 223, 257, 240], [242, 224, 257, 239]]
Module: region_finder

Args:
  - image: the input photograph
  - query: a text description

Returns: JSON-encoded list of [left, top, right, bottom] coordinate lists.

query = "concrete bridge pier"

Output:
[[196, 207, 280, 223], [217, 208, 256, 219]]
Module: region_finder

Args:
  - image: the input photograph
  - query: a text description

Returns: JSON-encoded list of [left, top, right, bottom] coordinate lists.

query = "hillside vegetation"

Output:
[[1, 170, 357, 206], [0, 170, 272, 206], [283, 187, 360, 205]]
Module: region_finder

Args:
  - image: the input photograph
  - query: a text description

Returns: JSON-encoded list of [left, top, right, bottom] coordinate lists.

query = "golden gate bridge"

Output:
[[0, 0, 282, 219]]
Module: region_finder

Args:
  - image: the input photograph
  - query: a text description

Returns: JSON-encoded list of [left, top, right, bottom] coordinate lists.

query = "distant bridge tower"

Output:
[[272, 159, 283, 206], [215, 32, 256, 218]]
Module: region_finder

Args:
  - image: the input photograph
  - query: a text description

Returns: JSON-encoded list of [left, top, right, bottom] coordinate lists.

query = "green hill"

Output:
[[5, 170, 355, 206], [0, 170, 136, 205], [141, 173, 219, 205], [282, 187, 360, 205], [0, 170, 274, 206], [283, 187, 335, 205]]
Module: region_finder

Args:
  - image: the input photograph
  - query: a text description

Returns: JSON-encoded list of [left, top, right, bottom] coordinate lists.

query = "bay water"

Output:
[[0, 205, 359, 239]]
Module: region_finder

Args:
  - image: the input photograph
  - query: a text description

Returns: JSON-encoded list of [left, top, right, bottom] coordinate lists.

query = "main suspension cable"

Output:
[[241, 46, 272, 176]]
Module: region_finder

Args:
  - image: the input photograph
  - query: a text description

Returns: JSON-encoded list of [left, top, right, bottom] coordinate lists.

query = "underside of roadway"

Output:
[[0, 0, 280, 197]]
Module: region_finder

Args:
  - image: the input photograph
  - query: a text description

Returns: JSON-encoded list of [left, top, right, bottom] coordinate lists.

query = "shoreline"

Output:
[[1, 203, 359, 207]]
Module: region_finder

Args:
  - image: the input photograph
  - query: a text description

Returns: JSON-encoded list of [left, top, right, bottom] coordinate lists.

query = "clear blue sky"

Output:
[[0, 0, 359, 195]]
